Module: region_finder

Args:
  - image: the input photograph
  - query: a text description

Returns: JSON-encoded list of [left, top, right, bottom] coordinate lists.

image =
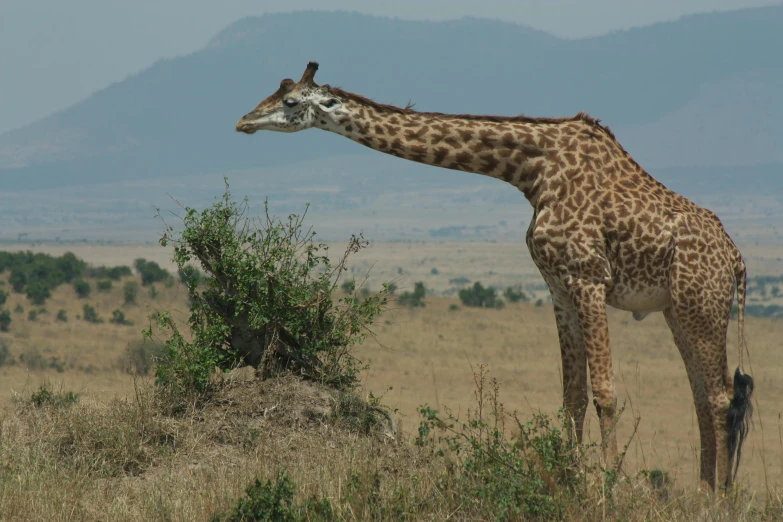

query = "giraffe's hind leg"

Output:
[[668, 259, 734, 490], [663, 308, 716, 490]]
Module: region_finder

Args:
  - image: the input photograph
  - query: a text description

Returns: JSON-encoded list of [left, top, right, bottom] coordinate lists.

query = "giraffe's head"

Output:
[[235, 61, 343, 134]]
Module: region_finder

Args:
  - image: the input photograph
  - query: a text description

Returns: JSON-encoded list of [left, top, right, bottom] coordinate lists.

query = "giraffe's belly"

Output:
[[606, 283, 671, 318]]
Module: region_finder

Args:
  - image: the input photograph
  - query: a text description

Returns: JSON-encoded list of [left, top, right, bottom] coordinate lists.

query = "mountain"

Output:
[[0, 7, 781, 241]]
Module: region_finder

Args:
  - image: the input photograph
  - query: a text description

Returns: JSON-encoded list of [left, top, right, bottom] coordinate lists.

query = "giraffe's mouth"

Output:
[[235, 120, 258, 134]]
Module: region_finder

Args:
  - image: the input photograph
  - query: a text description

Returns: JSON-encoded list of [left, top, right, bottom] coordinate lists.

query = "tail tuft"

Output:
[[727, 367, 754, 485]]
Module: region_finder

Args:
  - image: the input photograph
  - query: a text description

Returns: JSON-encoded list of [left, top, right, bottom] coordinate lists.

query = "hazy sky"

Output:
[[1, 0, 779, 133]]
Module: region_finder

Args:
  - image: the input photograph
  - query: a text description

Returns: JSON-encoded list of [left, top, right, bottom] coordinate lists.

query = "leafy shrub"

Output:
[[398, 282, 426, 308], [416, 365, 593, 520], [535, 299, 544, 307], [123, 281, 140, 305], [14, 304, 23, 314], [0, 290, 7, 306], [146, 183, 389, 394], [0, 310, 11, 331], [458, 282, 504, 309], [73, 279, 91, 298], [213, 470, 299, 522], [449, 304, 459, 311], [449, 277, 470, 286], [87, 265, 133, 281], [212, 470, 339, 522], [3, 251, 86, 304], [148, 285, 158, 299], [56, 309, 68, 322], [82, 304, 103, 324], [430, 267, 439, 275], [110, 309, 133, 326], [503, 284, 528, 303], [25, 281, 51, 305], [133, 258, 171, 286], [97, 280, 113, 292], [31, 384, 79, 408], [27, 310, 37, 321]]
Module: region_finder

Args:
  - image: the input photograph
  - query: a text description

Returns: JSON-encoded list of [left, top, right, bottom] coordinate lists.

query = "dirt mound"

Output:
[[183, 369, 396, 449]]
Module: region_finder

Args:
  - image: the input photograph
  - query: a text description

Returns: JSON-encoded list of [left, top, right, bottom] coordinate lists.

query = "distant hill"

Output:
[[0, 7, 781, 242]]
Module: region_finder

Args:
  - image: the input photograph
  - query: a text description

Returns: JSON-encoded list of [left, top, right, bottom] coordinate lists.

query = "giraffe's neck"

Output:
[[316, 91, 566, 204]]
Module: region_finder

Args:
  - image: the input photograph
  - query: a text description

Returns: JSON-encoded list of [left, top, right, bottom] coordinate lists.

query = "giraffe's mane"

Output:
[[330, 88, 618, 140]]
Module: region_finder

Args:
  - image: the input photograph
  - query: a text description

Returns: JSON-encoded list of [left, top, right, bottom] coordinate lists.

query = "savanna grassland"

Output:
[[1, 241, 782, 520]]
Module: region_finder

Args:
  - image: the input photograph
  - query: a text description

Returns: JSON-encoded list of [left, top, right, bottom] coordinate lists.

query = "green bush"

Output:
[[148, 285, 158, 299], [110, 309, 133, 326], [3, 251, 86, 304], [503, 284, 528, 303], [25, 281, 51, 305], [415, 366, 591, 520], [27, 310, 37, 321], [145, 183, 389, 394], [97, 280, 113, 292], [458, 282, 504, 309], [82, 304, 103, 324], [0, 310, 11, 332], [123, 281, 140, 305], [87, 265, 133, 281], [0, 290, 7, 307], [213, 470, 299, 522], [13, 304, 23, 314], [56, 309, 68, 322], [73, 279, 91, 298], [133, 258, 171, 286], [212, 470, 339, 522], [31, 384, 79, 408], [398, 281, 426, 308]]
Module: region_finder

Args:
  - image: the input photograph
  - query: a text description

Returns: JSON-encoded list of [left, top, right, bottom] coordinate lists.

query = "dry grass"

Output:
[[1, 242, 783, 520]]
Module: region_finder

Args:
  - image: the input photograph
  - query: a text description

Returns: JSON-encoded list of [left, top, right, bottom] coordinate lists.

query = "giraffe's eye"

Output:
[[321, 98, 339, 108], [283, 99, 298, 108]]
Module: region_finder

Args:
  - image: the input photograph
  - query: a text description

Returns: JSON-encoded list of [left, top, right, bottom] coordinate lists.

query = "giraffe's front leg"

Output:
[[569, 278, 618, 465], [550, 289, 589, 445]]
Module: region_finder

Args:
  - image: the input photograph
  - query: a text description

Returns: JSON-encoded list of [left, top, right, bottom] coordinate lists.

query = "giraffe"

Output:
[[235, 61, 754, 490]]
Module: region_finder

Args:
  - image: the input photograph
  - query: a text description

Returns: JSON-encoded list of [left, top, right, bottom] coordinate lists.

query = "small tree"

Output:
[[133, 259, 171, 286], [25, 282, 51, 306], [110, 309, 133, 326], [123, 281, 140, 305], [0, 310, 11, 332], [0, 291, 7, 307], [459, 282, 504, 309], [398, 282, 426, 308], [503, 284, 528, 303], [82, 304, 102, 324], [97, 280, 113, 292], [146, 182, 389, 393], [73, 279, 91, 298]]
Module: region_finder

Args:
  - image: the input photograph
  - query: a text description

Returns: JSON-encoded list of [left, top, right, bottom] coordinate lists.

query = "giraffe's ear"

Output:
[[317, 97, 342, 113]]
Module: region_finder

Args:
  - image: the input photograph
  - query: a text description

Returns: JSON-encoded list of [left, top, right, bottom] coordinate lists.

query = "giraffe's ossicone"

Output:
[[236, 62, 754, 491]]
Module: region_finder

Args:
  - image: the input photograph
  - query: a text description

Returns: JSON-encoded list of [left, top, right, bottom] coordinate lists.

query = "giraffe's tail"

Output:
[[727, 258, 754, 487]]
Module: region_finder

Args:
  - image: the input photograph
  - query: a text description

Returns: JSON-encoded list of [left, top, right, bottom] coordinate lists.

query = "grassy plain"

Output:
[[0, 241, 782, 520]]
